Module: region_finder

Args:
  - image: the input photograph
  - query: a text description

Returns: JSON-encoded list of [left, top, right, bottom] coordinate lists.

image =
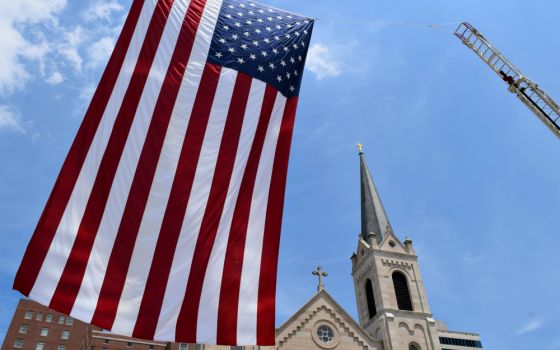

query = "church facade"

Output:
[[262, 150, 483, 350]]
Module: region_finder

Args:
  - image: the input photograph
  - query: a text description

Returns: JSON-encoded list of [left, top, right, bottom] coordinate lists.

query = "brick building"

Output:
[[0, 299, 193, 350], [1, 299, 89, 350]]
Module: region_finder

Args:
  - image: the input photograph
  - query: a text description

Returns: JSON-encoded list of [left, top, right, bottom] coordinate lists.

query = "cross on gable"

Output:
[[312, 266, 328, 292]]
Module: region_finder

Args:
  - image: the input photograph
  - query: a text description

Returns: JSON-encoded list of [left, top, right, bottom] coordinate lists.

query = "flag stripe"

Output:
[[153, 64, 226, 342], [103, 0, 210, 335], [85, 0, 207, 331], [70, 0, 222, 325], [176, 72, 253, 342], [195, 78, 267, 344], [28, 0, 165, 308], [133, 64, 229, 340], [236, 92, 287, 345], [216, 85, 278, 345], [13, 0, 147, 297], [45, 0, 179, 316], [256, 96, 299, 345]]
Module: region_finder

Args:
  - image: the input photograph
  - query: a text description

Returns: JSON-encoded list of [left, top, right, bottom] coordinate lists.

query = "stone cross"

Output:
[[312, 266, 328, 292]]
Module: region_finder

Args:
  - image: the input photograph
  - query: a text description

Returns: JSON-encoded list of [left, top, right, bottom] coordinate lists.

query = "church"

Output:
[[259, 149, 484, 350]]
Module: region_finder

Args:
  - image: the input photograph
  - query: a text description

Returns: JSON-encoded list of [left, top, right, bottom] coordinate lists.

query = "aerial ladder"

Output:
[[454, 22, 560, 139]]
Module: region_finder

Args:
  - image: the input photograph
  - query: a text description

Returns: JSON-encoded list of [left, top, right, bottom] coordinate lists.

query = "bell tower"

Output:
[[351, 147, 442, 350]]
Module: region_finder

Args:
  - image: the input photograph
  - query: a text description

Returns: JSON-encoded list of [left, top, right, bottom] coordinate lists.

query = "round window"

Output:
[[389, 240, 396, 247], [316, 325, 334, 343]]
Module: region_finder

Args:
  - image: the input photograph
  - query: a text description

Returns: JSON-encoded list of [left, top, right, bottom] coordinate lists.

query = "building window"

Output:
[[58, 316, 66, 324], [103, 339, 110, 344], [41, 328, 49, 336], [36, 312, 44, 321], [149, 346, 155, 350], [36, 341, 45, 350], [24, 311, 33, 319], [194, 345, 203, 350], [66, 317, 74, 326], [127, 342, 133, 347], [365, 279, 377, 319], [14, 339, 24, 348], [179, 344, 188, 350], [230, 347, 243, 350], [409, 344, 420, 350], [58, 345, 66, 350], [19, 324, 29, 334], [61, 330, 70, 340], [316, 325, 335, 343], [392, 271, 413, 311], [46, 314, 53, 323]]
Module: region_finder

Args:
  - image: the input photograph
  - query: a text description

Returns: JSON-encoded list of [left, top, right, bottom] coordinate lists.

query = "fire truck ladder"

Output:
[[454, 22, 560, 139]]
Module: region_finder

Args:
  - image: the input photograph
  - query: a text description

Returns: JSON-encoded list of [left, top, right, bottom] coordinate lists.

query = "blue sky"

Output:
[[0, 0, 559, 349]]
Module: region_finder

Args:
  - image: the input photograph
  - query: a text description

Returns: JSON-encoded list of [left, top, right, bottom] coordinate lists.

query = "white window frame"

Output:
[[14, 339, 24, 348], [19, 324, 29, 334], [24, 311, 33, 320], [61, 330, 70, 340], [40, 328, 49, 336], [36, 341, 45, 350]]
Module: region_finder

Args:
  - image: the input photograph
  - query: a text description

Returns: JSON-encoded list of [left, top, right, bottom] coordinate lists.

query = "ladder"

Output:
[[454, 22, 560, 139]]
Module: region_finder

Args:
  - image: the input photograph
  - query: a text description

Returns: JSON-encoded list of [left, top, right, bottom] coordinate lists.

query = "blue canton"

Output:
[[208, 0, 314, 98]]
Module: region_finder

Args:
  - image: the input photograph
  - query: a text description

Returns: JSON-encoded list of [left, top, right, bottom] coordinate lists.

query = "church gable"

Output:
[[377, 229, 409, 255], [275, 290, 383, 350]]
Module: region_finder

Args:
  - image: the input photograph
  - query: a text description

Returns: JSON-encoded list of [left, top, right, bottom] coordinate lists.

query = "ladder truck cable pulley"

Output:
[[454, 22, 560, 139]]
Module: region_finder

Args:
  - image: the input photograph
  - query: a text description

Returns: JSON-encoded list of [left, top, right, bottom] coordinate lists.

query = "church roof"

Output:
[[359, 149, 391, 243]]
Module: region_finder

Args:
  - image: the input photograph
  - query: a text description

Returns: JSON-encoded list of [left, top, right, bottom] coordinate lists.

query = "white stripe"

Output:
[[112, 2, 224, 335], [196, 79, 267, 344], [28, 0, 159, 306], [236, 94, 287, 344], [70, 0, 189, 322], [153, 68, 236, 342]]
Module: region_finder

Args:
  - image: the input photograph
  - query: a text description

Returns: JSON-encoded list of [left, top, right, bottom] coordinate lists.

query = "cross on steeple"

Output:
[[312, 266, 328, 292]]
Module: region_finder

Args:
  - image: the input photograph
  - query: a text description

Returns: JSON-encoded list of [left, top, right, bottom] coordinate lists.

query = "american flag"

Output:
[[13, 0, 313, 345]]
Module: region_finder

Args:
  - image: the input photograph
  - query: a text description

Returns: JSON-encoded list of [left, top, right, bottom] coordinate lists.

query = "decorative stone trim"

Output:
[[278, 304, 371, 349], [381, 258, 413, 270]]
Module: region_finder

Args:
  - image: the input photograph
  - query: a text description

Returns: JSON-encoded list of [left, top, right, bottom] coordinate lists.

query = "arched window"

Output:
[[365, 279, 377, 319], [392, 271, 413, 311]]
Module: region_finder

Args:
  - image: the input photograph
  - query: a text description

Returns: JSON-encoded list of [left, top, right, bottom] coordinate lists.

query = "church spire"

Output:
[[358, 145, 391, 243]]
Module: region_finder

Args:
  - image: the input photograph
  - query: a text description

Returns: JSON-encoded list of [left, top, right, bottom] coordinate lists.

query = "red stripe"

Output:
[[47, 0, 176, 315], [216, 86, 278, 345], [12, 0, 146, 296], [90, 0, 209, 329], [175, 73, 253, 342], [131, 63, 222, 340], [256, 97, 299, 345]]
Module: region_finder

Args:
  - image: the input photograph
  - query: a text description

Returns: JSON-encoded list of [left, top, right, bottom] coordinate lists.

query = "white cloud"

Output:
[[0, 0, 66, 94], [516, 318, 544, 335], [0, 105, 25, 133], [47, 71, 65, 85], [58, 26, 86, 73], [306, 43, 343, 80], [87, 36, 115, 68], [84, 0, 124, 22]]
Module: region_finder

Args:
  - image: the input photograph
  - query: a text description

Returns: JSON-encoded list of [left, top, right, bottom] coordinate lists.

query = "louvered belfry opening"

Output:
[[365, 279, 377, 319], [392, 271, 413, 311]]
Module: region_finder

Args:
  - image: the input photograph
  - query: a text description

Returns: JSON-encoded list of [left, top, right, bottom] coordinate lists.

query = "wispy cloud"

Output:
[[87, 36, 116, 68], [306, 43, 343, 80], [0, 105, 25, 133], [516, 318, 544, 336], [83, 0, 124, 22]]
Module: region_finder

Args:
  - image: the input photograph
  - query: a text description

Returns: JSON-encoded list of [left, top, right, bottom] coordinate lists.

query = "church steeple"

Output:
[[358, 145, 391, 243]]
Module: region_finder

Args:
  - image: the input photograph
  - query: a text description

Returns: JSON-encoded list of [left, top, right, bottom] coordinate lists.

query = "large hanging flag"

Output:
[[13, 0, 313, 345]]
